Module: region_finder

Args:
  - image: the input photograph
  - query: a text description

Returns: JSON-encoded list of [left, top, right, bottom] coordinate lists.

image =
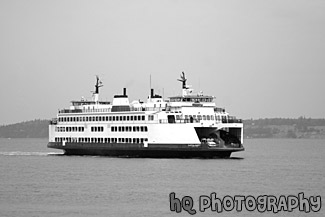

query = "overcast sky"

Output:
[[0, 0, 324, 125]]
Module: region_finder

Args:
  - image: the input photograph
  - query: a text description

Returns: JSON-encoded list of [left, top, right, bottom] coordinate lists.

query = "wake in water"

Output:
[[0, 152, 64, 156]]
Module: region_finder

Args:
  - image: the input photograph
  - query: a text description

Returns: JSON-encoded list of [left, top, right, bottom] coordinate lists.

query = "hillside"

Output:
[[0, 119, 49, 138], [244, 117, 325, 139], [1, 117, 325, 139]]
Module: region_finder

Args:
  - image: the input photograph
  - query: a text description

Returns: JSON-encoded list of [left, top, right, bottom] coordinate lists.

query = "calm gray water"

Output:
[[0, 138, 324, 217]]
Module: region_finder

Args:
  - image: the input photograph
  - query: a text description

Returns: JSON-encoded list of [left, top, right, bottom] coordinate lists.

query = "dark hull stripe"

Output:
[[48, 142, 244, 158]]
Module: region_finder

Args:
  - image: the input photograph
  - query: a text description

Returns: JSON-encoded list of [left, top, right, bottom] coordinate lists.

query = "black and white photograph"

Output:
[[0, 0, 324, 216]]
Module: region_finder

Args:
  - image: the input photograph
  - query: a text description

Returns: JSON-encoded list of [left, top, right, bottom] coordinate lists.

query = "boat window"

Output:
[[206, 115, 210, 120], [123, 116, 126, 121], [142, 116, 145, 121], [167, 115, 176, 124], [127, 116, 130, 121]]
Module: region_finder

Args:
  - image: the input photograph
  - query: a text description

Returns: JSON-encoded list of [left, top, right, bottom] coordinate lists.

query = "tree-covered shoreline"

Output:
[[0, 119, 49, 138], [1, 117, 325, 139], [244, 117, 325, 139]]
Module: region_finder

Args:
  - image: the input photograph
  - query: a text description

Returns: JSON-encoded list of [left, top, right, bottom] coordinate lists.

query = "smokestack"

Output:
[[151, 88, 154, 98], [123, 88, 127, 96]]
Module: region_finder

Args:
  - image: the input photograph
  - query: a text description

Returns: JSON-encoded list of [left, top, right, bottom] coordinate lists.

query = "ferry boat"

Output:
[[48, 72, 244, 158]]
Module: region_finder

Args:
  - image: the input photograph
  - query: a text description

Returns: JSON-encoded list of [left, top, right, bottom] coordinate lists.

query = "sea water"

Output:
[[0, 138, 324, 217]]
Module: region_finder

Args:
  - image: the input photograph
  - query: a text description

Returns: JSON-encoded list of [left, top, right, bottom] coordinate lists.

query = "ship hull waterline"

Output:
[[48, 142, 244, 158]]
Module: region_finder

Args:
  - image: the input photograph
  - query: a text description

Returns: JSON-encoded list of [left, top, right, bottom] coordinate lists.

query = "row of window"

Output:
[[57, 114, 222, 123], [184, 115, 215, 121], [91, 126, 104, 132], [170, 97, 213, 102], [58, 115, 148, 123], [111, 126, 148, 132], [56, 126, 84, 132], [55, 137, 148, 144], [55, 125, 149, 133]]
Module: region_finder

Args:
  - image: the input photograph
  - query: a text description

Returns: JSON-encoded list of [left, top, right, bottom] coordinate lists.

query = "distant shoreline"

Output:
[[1, 118, 325, 139]]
